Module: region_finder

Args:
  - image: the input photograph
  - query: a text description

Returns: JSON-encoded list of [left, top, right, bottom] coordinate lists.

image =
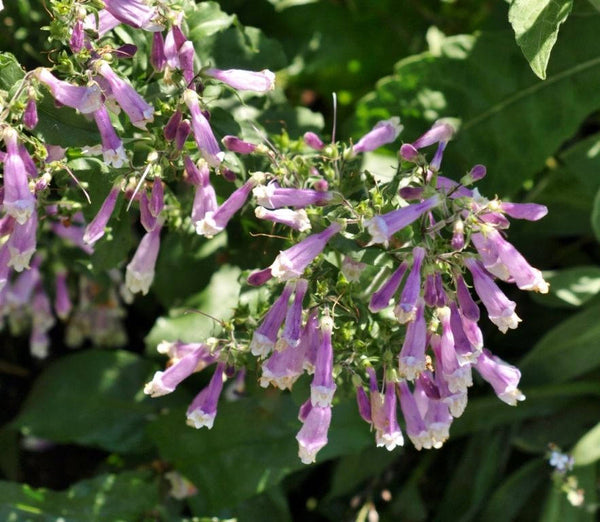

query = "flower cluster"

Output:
[[144, 114, 548, 463], [0, 1, 549, 466]]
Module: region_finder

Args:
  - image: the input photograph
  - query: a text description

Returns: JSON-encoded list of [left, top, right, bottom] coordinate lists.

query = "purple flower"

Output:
[[414, 376, 452, 448], [398, 298, 427, 380], [369, 263, 407, 312], [195, 179, 255, 238], [464, 258, 521, 333], [83, 183, 121, 246], [151, 32, 166, 71], [34, 68, 102, 114], [500, 202, 548, 221], [222, 135, 257, 155], [270, 222, 342, 281], [400, 121, 455, 161], [473, 229, 549, 293], [139, 192, 157, 232], [206, 68, 276, 92], [250, 282, 294, 357], [255, 206, 311, 232], [145, 345, 213, 397], [102, 0, 157, 29], [353, 117, 403, 154], [2, 128, 36, 224], [54, 270, 72, 320], [253, 183, 333, 209], [461, 164, 487, 184], [69, 19, 85, 53], [23, 98, 38, 130], [175, 120, 191, 150], [183, 89, 224, 167], [191, 170, 218, 224], [260, 339, 306, 390], [125, 223, 162, 295], [474, 349, 525, 406], [310, 315, 336, 407], [455, 273, 480, 322], [296, 404, 331, 464], [356, 386, 372, 423], [397, 380, 430, 450], [451, 219, 465, 250], [437, 306, 472, 393], [164, 25, 187, 69], [0, 244, 11, 291], [301, 309, 320, 374], [7, 212, 37, 272], [304, 131, 324, 150], [280, 279, 309, 349], [247, 267, 273, 287], [374, 381, 404, 451], [93, 106, 127, 168], [395, 246, 426, 323], [83, 10, 121, 37], [179, 41, 196, 85], [186, 362, 226, 429], [164, 110, 182, 141], [149, 178, 164, 218], [365, 196, 440, 246], [449, 302, 480, 365], [96, 62, 154, 129]]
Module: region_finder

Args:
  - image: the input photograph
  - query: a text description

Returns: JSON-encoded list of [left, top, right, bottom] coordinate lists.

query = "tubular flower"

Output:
[[250, 282, 294, 357], [255, 206, 311, 232], [253, 183, 333, 209], [475, 349, 525, 406], [195, 179, 255, 238], [310, 314, 336, 407], [186, 363, 226, 429], [270, 223, 342, 281], [183, 89, 224, 166], [353, 117, 403, 154], [365, 196, 440, 247], [206, 68, 276, 92], [83, 183, 121, 246], [2, 128, 36, 225], [102, 0, 157, 29], [92, 106, 127, 168], [96, 61, 154, 129], [296, 404, 331, 464], [395, 246, 426, 323], [35, 68, 102, 114], [125, 223, 162, 295]]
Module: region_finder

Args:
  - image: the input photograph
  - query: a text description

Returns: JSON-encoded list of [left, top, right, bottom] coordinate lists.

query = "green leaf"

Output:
[[0, 471, 160, 522], [11, 350, 158, 453], [434, 432, 509, 522], [571, 422, 600, 466], [508, 0, 573, 79], [146, 264, 241, 347], [147, 396, 370, 511], [591, 188, 600, 242], [267, 0, 320, 11], [0, 53, 25, 93], [354, 14, 600, 197], [186, 1, 236, 40], [452, 381, 600, 436], [531, 267, 600, 308], [479, 458, 547, 522], [519, 304, 600, 385]]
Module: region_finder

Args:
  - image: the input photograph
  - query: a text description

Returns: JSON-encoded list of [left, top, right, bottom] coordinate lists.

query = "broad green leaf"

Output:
[[186, 1, 236, 40], [434, 432, 509, 522], [452, 381, 600, 437], [571, 422, 600, 466], [11, 350, 158, 453], [0, 471, 160, 522], [147, 396, 370, 511], [0, 53, 25, 93], [267, 0, 320, 11], [146, 264, 241, 347], [479, 458, 547, 522], [531, 267, 600, 308], [592, 188, 600, 242], [354, 13, 600, 197], [519, 304, 600, 385], [513, 399, 600, 453], [508, 0, 573, 79]]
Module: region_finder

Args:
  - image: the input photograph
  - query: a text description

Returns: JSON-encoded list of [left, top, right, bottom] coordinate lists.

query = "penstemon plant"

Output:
[[0, 0, 550, 469]]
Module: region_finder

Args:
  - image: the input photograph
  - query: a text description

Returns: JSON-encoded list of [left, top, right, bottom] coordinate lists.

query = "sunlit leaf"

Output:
[[508, 0, 573, 79]]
